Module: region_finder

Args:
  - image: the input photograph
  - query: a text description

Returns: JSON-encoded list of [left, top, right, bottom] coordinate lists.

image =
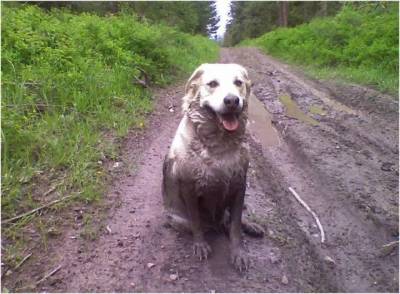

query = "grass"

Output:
[[241, 4, 399, 95], [307, 65, 398, 95], [1, 3, 219, 264]]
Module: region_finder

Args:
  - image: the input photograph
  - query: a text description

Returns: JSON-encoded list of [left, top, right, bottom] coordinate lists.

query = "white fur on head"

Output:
[[182, 63, 251, 114]]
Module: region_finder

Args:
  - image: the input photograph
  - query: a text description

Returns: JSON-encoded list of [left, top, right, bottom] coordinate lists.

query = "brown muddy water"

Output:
[[248, 94, 280, 147], [278, 94, 319, 126]]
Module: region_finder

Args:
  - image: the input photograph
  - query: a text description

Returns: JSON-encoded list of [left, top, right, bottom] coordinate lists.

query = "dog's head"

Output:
[[183, 63, 251, 132]]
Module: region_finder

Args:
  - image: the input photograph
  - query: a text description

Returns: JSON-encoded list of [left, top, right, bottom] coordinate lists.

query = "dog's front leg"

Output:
[[230, 186, 250, 272], [181, 183, 211, 260]]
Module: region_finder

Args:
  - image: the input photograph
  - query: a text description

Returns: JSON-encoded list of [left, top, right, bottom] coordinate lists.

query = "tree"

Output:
[[207, 1, 220, 38], [32, 1, 218, 37], [224, 1, 343, 46], [279, 1, 289, 27], [224, 1, 279, 46], [321, 1, 328, 17]]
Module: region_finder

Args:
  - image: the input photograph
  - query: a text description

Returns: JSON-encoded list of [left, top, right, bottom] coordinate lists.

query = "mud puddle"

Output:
[[248, 94, 280, 147], [278, 94, 318, 126], [255, 55, 358, 115], [309, 104, 327, 116]]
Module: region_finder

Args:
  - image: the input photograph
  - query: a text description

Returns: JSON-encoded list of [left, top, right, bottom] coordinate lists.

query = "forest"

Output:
[[224, 1, 342, 45]]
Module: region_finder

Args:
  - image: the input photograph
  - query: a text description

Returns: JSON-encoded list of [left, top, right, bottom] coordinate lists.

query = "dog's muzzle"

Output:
[[223, 94, 240, 110], [218, 95, 242, 132]]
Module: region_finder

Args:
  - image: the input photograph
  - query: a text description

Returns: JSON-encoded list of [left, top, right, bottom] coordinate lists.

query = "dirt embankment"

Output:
[[2, 48, 398, 292]]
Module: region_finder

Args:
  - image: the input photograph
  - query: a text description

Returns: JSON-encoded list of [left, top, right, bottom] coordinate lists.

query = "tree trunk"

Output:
[[279, 2, 289, 27], [321, 1, 328, 17]]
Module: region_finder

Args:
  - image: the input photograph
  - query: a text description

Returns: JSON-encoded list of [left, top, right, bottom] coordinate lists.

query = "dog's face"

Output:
[[183, 63, 251, 132]]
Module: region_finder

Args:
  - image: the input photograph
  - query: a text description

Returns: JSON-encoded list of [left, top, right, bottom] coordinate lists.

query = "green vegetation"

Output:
[[123, 1, 220, 38], [241, 4, 398, 94], [1, 3, 218, 234], [32, 1, 220, 38], [224, 1, 341, 46]]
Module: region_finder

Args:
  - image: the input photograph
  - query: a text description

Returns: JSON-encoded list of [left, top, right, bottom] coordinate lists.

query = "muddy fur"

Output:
[[162, 64, 264, 272], [163, 98, 249, 226]]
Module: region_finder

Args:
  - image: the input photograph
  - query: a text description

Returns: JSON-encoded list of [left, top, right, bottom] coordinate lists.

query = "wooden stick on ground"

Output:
[[43, 176, 67, 197], [13, 265, 62, 292], [288, 187, 325, 243], [42, 185, 58, 197], [14, 253, 32, 270], [35, 265, 62, 285], [2, 194, 74, 225], [380, 240, 399, 257]]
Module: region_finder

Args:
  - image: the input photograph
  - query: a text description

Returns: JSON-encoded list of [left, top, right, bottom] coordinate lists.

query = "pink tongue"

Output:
[[222, 117, 239, 131]]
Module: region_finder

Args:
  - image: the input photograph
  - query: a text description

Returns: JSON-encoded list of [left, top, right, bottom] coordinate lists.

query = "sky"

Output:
[[215, 0, 232, 38]]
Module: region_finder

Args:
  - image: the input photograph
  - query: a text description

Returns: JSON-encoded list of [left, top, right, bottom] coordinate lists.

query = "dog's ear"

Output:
[[245, 79, 252, 99], [182, 65, 205, 113], [185, 65, 205, 95], [238, 66, 252, 99]]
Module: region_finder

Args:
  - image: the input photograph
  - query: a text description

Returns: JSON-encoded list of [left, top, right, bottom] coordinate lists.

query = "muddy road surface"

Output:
[[3, 48, 398, 292]]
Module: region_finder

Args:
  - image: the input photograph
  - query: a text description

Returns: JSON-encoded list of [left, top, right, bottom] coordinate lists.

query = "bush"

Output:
[[242, 4, 398, 94], [1, 4, 219, 219]]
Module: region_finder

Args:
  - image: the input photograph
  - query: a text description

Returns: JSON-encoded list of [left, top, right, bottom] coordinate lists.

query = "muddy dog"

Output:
[[162, 63, 264, 272]]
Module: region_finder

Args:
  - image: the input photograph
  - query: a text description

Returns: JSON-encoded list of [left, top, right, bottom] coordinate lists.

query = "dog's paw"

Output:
[[231, 250, 250, 272], [242, 220, 265, 238], [193, 241, 211, 260]]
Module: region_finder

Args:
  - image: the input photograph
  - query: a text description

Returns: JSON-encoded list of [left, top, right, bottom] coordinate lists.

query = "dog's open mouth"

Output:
[[217, 113, 239, 131]]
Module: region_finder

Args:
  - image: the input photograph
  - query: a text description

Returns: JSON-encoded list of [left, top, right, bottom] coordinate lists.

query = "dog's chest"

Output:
[[193, 152, 246, 222], [194, 148, 247, 194]]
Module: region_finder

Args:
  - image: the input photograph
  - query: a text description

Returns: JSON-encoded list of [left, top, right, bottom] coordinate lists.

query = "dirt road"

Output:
[[3, 48, 399, 292]]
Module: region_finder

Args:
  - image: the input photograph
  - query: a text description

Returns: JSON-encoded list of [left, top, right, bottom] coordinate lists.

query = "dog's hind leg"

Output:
[[222, 210, 265, 238], [165, 212, 191, 233], [163, 157, 192, 233]]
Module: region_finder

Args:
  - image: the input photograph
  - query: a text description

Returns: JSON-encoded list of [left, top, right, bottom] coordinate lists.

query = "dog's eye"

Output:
[[234, 80, 243, 87], [207, 80, 219, 88]]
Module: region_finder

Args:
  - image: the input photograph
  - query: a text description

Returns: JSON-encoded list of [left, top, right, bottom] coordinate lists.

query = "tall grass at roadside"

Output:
[[241, 4, 398, 95], [1, 4, 219, 224]]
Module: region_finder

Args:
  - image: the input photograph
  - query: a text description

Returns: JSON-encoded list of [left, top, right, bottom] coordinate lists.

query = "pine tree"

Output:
[[207, 1, 220, 38], [224, 1, 343, 46]]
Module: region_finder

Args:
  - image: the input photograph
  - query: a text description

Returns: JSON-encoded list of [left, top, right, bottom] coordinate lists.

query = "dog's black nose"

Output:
[[224, 95, 240, 108]]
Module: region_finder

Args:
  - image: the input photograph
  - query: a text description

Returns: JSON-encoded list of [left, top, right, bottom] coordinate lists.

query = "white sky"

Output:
[[215, 0, 232, 38]]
